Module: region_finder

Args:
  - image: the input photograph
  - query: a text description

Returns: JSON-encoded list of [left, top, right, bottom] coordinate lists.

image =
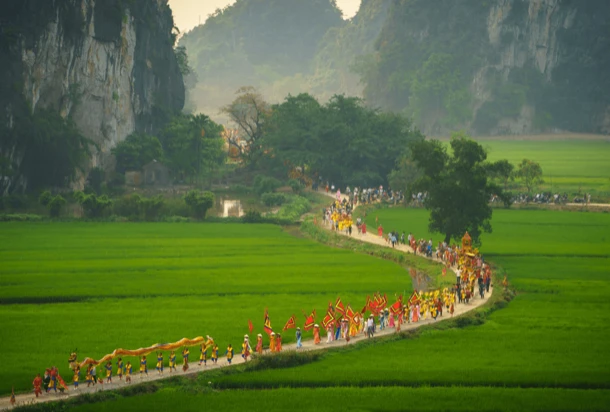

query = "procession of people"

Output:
[[21, 186, 491, 404]]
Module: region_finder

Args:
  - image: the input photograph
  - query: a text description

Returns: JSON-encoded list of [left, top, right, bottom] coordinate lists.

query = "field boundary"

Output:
[[1, 197, 502, 411]]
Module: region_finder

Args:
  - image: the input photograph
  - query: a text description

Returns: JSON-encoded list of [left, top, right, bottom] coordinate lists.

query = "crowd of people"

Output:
[[20, 187, 491, 404]]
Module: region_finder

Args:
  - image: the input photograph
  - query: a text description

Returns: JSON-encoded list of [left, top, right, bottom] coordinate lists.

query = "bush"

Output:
[[113, 195, 141, 220], [38, 190, 53, 207], [261, 192, 286, 207], [0, 213, 43, 221], [184, 190, 215, 219], [162, 197, 190, 218], [242, 210, 264, 223], [48, 195, 66, 218], [74, 191, 113, 218], [288, 179, 305, 194], [253, 175, 281, 196], [275, 195, 311, 222], [86, 167, 105, 195], [164, 215, 191, 223], [138, 195, 164, 221], [113, 194, 165, 221]]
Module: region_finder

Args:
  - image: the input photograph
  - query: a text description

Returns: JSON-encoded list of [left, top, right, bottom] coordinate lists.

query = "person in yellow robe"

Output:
[[182, 347, 190, 372], [276, 334, 282, 352], [270, 332, 276, 352], [226, 344, 234, 364], [199, 343, 208, 366], [156, 352, 164, 375], [125, 361, 132, 383], [169, 351, 177, 373]]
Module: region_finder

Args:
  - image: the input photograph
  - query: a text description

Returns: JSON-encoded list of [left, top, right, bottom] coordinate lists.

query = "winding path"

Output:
[[0, 195, 492, 410]]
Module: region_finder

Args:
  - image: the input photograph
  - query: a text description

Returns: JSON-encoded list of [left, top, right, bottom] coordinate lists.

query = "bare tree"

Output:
[[221, 86, 270, 165]]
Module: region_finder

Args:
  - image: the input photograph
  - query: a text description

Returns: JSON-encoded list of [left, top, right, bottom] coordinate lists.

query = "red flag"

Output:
[[248, 319, 253, 334], [335, 297, 345, 315], [408, 291, 420, 306], [345, 305, 355, 321], [390, 296, 403, 314], [360, 304, 367, 314], [303, 310, 315, 331], [263, 309, 273, 335], [322, 310, 335, 328], [283, 315, 296, 331]]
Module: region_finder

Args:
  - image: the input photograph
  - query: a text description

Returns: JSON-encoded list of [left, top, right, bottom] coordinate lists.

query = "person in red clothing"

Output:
[[33, 373, 43, 397], [377, 225, 383, 237]]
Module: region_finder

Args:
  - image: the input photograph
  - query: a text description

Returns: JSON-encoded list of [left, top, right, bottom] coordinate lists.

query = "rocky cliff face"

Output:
[[364, 0, 610, 135], [1, 0, 184, 167]]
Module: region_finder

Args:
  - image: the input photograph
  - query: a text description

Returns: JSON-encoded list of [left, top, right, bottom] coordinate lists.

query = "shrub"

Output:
[[38, 191, 53, 207], [253, 175, 281, 196], [184, 190, 215, 219], [242, 210, 264, 223], [113, 195, 141, 220], [275, 195, 311, 222], [74, 191, 113, 218], [0, 213, 43, 221], [86, 167, 105, 195], [138, 195, 164, 221], [48, 195, 66, 218], [261, 192, 286, 207], [288, 179, 305, 194]]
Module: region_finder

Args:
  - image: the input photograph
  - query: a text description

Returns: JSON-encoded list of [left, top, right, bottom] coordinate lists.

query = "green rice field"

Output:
[[0, 222, 436, 396], [28, 207, 610, 412], [476, 139, 610, 199]]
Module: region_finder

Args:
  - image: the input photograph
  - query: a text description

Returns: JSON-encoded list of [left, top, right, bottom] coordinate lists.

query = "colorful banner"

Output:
[[283, 315, 296, 331], [77, 337, 205, 368]]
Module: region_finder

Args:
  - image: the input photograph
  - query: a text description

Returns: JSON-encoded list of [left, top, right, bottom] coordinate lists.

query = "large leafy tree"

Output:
[[111, 132, 164, 173], [262, 93, 423, 187], [160, 114, 225, 183], [409, 131, 502, 245], [0, 108, 93, 192], [515, 159, 543, 193]]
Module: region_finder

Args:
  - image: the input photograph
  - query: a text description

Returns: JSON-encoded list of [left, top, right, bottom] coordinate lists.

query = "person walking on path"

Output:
[[256, 334, 263, 354], [296, 328, 302, 349]]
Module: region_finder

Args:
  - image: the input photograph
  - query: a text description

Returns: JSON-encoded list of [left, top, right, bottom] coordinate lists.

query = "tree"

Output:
[[409, 131, 502, 245], [261, 93, 423, 187], [161, 114, 225, 184], [184, 190, 215, 219], [486, 159, 514, 191], [516, 159, 543, 193], [73, 191, 113, 218], [86, 167, 105, 195], [221, 87, 271, 165], [111, 133, 164, 174], [2, 109, 94, 192], [47, 195, 66, 218]]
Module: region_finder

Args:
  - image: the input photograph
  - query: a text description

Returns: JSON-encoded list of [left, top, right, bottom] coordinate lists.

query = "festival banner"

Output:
[[322, 310, 335, 329], [390, 296, 403, 314], [303, 310, 316, 331], [264, 309, 273, 335], [283, 315, 297, 331], [248, 319, 254, 334], [408, 291, 420, 306], [345, 304, 355, 321], [335, 297, 345, 315]]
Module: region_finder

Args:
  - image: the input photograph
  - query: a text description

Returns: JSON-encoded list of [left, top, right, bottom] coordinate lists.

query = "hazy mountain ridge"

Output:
[[182, 0, 609, 135]]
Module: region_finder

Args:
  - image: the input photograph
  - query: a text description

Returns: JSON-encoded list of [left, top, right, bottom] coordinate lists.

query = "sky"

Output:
[[168, 0, 362, 34]]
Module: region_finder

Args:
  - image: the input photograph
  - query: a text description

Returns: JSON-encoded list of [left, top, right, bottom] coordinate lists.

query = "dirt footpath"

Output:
[[0, 196, 493, 411]]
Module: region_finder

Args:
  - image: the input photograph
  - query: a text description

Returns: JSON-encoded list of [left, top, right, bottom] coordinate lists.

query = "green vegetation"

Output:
[[0, 222, 420, 395], [261, 93, 423, 187], [23, 207, 610, 411], [478, 139, 610, 200], [407, 132, 506, 244]]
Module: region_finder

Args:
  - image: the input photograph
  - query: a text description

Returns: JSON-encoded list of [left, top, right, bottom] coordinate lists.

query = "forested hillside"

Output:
[[180, 0, 610, 136]]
